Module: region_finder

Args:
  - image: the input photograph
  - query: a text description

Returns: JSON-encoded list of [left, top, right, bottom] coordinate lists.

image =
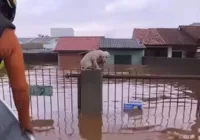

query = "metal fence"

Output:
[[0, 68, 200, 139]]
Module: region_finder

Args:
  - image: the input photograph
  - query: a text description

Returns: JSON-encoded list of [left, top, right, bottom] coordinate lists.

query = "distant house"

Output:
[[54, 36, 103, 69], [133, 28, 198, 58], [190, 23, 200, 26], [18, 36, 58, 50], [179, 25, 200, 58], [17, 36, 59, 56], [19, 37, 59, 63], [21, 43, 43, 50], [99, 38, 145, 65], [179, 25, 200, 43], [20, 42, 57, 63], [21, 43, 53, 53], [28, 36, 58, 50], [133, 28, 167, 57], [18, 38, 33, 44]]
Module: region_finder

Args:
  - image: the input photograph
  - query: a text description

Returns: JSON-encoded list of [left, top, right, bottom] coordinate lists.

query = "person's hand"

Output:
[[21, 127, 33, 135], [20, 126, 35, 140], [22, 128, 35, 140], [19, 122, 34, 136]]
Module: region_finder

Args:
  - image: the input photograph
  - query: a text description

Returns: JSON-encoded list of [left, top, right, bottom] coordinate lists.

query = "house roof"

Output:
[[190, 23, 200, 26], [28, 36, 58, 44], [133, 28, 165, 45], [54, 36, 103, 51], [179, 25, 200, 41], [18, 38, 33, 44], [133, 28, 197, 46], [99, 38, 145, 49], [21, 43, 44, 50], [156, 28, 197, 45], [23, 49, 54, 53]]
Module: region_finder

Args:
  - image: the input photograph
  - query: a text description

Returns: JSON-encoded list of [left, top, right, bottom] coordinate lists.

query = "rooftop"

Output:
[[100, 38, 145, 49], [54, 36, 103, 51]]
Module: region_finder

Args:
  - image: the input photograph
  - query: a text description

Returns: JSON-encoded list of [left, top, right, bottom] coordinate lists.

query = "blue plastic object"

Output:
[[123, 100, 143, 111], [0, 99, 35, 140]]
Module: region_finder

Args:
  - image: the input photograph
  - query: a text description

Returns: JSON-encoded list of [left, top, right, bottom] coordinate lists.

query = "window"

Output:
[[186, 51, 195, 58], [172, 50, 183, 58], [145, 48, 168, 57], [114, 55, 132, 65]]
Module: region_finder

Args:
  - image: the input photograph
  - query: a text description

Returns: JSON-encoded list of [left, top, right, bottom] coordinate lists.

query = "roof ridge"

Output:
[[156, 27, 177, 30], [59, 36, 104, 38], [134, 28, 149, 30], [104, 38, 133, 40], [154, 29, 166, 44], [144, 29, 151, 44]]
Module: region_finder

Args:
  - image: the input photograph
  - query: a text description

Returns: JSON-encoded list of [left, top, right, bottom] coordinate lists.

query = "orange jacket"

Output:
[[0, 28, 32, 133]]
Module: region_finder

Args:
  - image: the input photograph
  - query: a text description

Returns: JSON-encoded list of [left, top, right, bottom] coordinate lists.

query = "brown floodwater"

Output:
[[0, 64, 200, 140]]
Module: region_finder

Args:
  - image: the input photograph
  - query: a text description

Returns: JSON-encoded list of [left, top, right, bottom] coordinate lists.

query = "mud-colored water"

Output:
[[0, 64, 200, 140]]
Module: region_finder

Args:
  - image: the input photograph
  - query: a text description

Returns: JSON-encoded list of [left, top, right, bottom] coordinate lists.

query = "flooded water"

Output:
[[0, 64, 200, 140]]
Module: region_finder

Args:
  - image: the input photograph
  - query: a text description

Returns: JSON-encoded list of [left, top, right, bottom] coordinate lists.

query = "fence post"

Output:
[[78, 69, 102, 115], [78, 76, 81, 111]]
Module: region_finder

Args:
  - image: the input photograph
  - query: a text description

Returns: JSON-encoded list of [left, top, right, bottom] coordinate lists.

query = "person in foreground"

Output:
[[0, 0, 33, 134]]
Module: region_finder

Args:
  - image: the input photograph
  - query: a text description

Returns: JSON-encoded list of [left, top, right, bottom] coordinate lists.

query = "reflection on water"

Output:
[[32, 119, 54, 132], [78, 114, 102, 140], [0, 64, 200, 140]]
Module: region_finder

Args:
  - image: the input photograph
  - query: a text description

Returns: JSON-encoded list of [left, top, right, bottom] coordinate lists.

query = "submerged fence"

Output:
[[0, 68, 200, 137]]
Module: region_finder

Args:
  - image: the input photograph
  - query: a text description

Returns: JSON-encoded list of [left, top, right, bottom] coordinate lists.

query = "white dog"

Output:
[[80, 50, 110, 70]]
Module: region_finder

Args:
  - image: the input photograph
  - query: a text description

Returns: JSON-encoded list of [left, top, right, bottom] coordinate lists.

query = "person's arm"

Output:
[[0, 28, 33, 133]]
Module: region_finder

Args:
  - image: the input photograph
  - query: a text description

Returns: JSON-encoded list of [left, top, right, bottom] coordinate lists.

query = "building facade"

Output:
[[100, 38, 145, 65]]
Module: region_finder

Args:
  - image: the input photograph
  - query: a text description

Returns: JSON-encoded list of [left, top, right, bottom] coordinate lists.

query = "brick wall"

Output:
[[58, 52, 82, 70]]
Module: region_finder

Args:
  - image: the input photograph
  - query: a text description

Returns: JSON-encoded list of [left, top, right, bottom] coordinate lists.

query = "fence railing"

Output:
[[0, 68, 199, 138]]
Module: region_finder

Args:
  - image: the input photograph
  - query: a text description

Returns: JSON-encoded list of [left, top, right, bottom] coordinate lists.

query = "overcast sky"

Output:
[[14, 0, 200, 38]]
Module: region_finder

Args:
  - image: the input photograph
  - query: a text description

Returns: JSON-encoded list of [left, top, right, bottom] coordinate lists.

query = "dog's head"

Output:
[[103, 51, 111, 58], [99, 51, 110, 63]]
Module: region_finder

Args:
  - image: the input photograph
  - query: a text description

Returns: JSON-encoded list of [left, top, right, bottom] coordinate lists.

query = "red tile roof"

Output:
[[54, 36, 103, 51], [179, 25, 200, 41], [133, 28, 197, 46], [156, 28, 197, 45], [133, 28, 165, 45]]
